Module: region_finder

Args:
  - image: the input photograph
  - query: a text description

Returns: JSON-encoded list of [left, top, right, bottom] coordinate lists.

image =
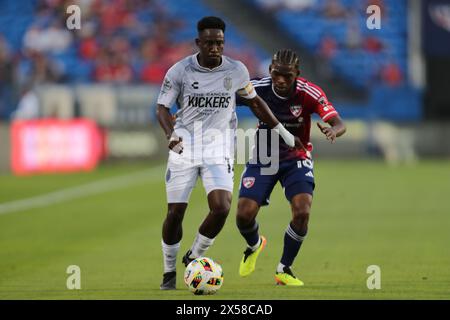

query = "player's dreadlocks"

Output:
[[272, 49, 300, 69]]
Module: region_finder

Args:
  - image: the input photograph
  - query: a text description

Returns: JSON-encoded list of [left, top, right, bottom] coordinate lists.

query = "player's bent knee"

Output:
[[210, 201, 231, 218], [291, 203, 311, 224], [293, 209, 310, 223], [211, 207, 230, 219], [291, 194, 312, 221], [166, 204, 187, 223], [291, 209, 310, 234], [236, 198, 258, 227], [236, 213, 252, 228], [207, 190, 231, 217]]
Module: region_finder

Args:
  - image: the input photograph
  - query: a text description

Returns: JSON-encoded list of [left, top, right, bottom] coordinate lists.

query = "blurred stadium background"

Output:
[[0, 0, 449, 299]]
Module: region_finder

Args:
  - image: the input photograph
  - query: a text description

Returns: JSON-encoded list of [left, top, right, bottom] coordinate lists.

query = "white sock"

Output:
[[190, 232, 215, 259], [161, 240, 180, 273], [277, 262, 286, 273], [248, 236, 262, 252]]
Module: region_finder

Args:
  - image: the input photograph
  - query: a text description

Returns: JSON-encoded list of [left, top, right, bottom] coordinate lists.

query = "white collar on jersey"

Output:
[[271, 84, 289, 100], [193, 52, 225, 71]]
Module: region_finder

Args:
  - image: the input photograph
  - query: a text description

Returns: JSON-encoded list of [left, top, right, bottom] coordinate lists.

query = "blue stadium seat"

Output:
[[251, 0, 419, 120]]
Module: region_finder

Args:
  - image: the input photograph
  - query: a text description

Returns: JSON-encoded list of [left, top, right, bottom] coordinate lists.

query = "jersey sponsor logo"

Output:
[[187, 95, 231, 108], [223, 77, 232, 91], [290, 105, 303, 117], [242, 177, 255, 189], [283, 122, 301, 128]]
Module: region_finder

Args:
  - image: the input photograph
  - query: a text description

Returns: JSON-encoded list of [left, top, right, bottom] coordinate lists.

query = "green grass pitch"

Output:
[[0, 160, 449, 299]]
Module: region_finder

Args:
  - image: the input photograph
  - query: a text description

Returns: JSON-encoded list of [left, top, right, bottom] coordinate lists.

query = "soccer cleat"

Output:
[[274, 266, 304, 286], [239, 236, 267, 277], [182, 250, 195, 267], [160, 271, 176, 290]]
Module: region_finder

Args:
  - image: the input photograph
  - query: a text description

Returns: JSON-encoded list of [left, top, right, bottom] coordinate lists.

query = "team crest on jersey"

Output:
[[242, 177, 255, 189], [223, 77, 232, 91], [290, 105, 303, 117]]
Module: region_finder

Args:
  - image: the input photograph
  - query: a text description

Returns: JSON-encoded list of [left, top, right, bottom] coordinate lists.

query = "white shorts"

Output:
[[165, 156, 234, 203]]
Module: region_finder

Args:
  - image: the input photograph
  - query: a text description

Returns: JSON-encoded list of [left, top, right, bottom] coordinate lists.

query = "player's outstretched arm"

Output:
[[156, 104, 183, 154], [244, 95, 299, 148], [317, 115, 346, 143]]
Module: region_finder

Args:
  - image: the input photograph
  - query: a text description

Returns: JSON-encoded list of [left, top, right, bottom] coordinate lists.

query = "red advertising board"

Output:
[[11, 119, 104, 175]]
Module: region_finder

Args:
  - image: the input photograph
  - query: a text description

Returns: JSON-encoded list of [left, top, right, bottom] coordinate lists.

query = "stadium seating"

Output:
[[0, 0, 260, 83], [250, 0, 422, 121], [0, 0, 266, 121], [252, 0, 408, 88], [0, 0, 421, 122]]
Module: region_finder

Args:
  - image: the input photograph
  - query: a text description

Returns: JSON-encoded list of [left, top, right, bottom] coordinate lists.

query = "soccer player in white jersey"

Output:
[[156, 16, 301, 289]]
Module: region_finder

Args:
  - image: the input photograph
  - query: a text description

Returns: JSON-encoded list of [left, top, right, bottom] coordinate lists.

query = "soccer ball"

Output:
[[184, 257, 224, 295]]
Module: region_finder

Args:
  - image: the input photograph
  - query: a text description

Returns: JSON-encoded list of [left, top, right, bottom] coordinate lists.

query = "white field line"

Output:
[[0, 165, 165, 216]]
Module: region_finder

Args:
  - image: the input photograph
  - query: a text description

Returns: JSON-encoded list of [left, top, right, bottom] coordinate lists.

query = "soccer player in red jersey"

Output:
[[236, 49, 346, 285]]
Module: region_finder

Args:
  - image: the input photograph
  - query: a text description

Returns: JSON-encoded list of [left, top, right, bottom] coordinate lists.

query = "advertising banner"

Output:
[[11, 119, 104, 175]]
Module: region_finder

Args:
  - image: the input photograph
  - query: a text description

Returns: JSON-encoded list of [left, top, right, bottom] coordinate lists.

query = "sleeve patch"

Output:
[[318, 96, 329, 107], [163, 78, 172, 91]]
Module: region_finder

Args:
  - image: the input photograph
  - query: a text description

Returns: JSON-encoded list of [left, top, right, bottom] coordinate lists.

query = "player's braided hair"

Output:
[[272, 49, 300, 69]]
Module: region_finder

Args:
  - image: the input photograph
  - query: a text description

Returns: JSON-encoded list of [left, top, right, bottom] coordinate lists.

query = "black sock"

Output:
[[238, 221, 260, 248], [280, 223, 307, 267]]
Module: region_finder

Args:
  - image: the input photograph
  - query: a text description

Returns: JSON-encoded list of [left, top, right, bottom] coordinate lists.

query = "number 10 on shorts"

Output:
[[297, 159, 313, 169]]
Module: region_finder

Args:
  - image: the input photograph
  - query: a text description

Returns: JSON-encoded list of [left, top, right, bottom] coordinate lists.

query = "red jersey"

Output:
[[238, 76, 340, 162]]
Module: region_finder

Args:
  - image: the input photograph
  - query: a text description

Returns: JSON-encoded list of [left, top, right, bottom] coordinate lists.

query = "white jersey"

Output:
[[157, 53, 256, 164]]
